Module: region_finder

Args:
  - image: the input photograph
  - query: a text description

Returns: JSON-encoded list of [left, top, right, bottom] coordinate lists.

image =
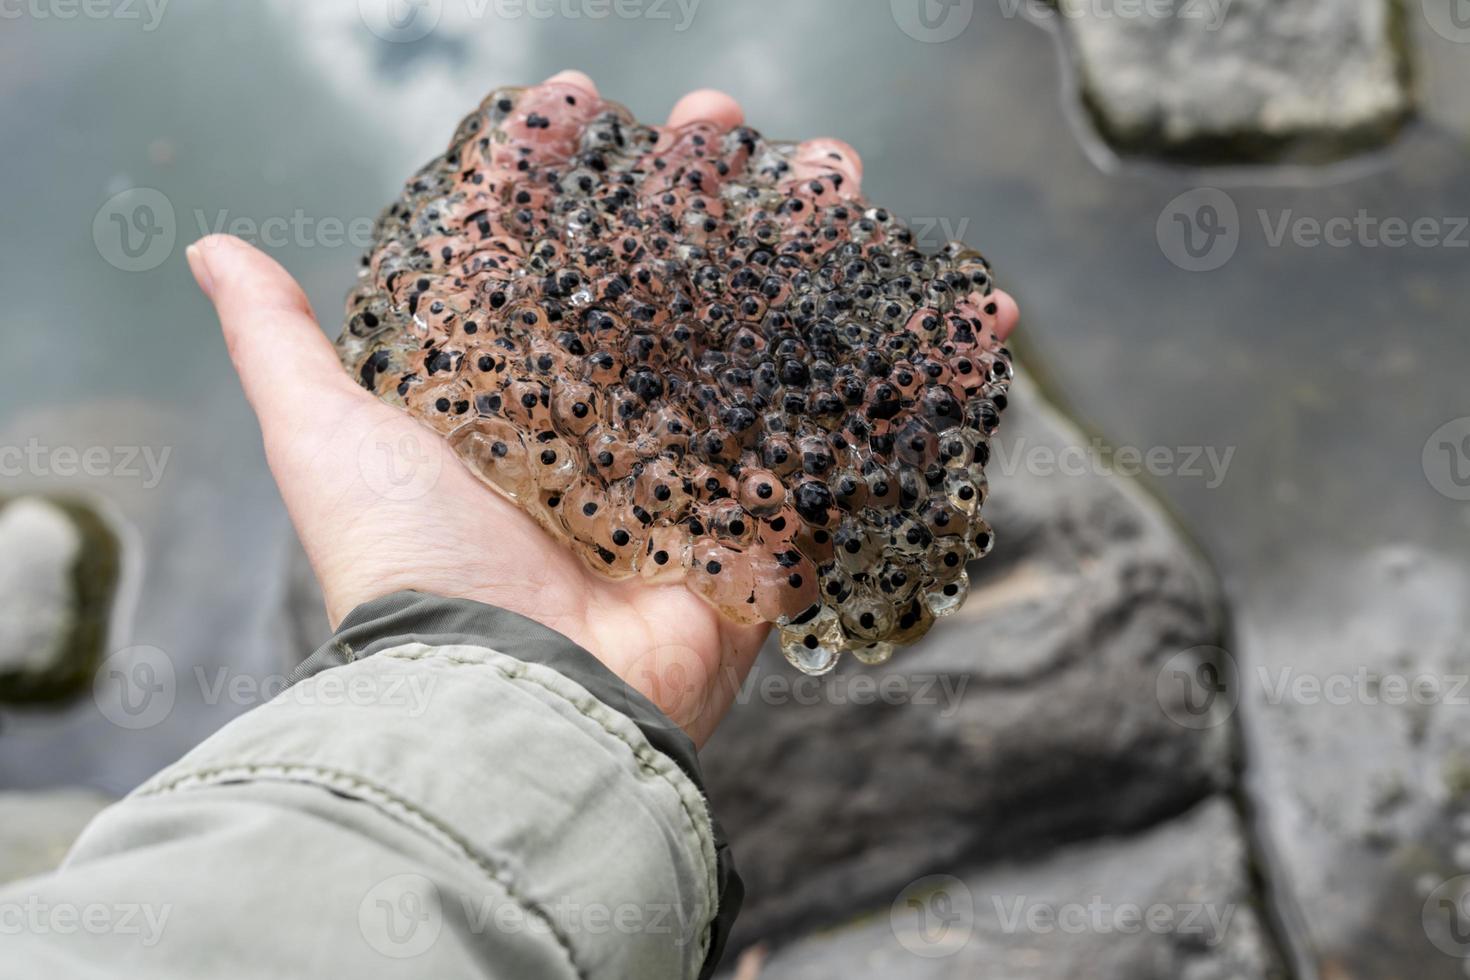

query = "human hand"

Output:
[[188, 70, 1019, 747]]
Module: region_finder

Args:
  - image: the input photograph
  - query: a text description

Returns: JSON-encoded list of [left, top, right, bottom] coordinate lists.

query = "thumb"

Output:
[[187, 234, 456, 625], [187, 235, 362, 438]]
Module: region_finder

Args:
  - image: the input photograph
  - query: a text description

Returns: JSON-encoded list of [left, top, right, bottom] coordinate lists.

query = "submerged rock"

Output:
[[0, 496, 120, 704], [336, 79, 1013, 669], [741, 798, 1284, 980], [1056, 0, 1413, 163], [1241, 547, 1470, 976]]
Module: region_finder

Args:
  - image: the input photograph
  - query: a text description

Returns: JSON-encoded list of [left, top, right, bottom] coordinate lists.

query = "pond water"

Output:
[[1, 0, 1466, 851]]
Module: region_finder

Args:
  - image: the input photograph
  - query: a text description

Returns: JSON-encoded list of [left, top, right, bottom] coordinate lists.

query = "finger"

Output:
[[515, 72, 602, 152], [989, 289, 1020, 342], [666, 88, 744, 130], [792, 137, 863, 195], [544, 69, 598, 98], [187, 235, 359, 426]]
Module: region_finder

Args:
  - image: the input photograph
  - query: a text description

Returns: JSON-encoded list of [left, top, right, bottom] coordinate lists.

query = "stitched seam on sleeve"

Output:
[[137, 763, 589, 980], [373, 640, 720, 958]]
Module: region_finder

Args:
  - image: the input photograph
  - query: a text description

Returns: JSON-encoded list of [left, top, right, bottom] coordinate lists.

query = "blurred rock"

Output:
[[701, 374, 1232, 944], [740, 797, 1283, 980], [0, 789, 112, 885], [0, 496, 120, 704], [1241, 547, 1470, 977], [1056, 0, 1413, 163]]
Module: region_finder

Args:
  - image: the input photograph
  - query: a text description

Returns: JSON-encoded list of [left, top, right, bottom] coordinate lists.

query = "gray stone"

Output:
[[0, 789, 113, 885], [0, 496, 120, 704], [700, 374, 1233, 944], [1241, 547, 1470, 977], [1053, 0, 1413, 162], [0, 500, 81, 677], [738, 797, 1283, 980]]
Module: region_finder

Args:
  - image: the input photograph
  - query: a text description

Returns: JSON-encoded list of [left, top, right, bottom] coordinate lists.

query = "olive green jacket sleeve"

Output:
[[0, 592, 742, 979]]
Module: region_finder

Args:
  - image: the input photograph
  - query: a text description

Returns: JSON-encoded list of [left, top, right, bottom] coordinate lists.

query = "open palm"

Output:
[[189, 72, 1019, 746]]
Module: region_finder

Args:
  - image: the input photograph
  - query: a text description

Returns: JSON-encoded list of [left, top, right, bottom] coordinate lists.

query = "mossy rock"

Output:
[[0, 495, 121, 704]]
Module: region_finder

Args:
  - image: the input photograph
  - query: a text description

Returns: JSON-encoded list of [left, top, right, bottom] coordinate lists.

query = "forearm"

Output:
[[1, 592, 741, 979]]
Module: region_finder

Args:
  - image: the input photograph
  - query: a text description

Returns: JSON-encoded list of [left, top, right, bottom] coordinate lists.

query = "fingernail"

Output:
[[186, 243, 214, 300], [544, 69, 596, 95]]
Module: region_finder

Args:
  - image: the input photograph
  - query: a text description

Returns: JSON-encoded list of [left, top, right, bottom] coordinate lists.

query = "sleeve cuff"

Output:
[[284, 590, 744, 979]]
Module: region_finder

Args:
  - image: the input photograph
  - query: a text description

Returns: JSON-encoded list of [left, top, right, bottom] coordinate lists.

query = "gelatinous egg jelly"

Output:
[[337, 81, 1012, 674]]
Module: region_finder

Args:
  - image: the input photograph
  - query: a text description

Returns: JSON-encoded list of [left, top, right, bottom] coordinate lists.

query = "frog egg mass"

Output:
[[336, 80, 1013, 675]]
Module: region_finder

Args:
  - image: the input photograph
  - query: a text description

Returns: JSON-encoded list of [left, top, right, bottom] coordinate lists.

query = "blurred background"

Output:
[[2, 0, 1468, 976]]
